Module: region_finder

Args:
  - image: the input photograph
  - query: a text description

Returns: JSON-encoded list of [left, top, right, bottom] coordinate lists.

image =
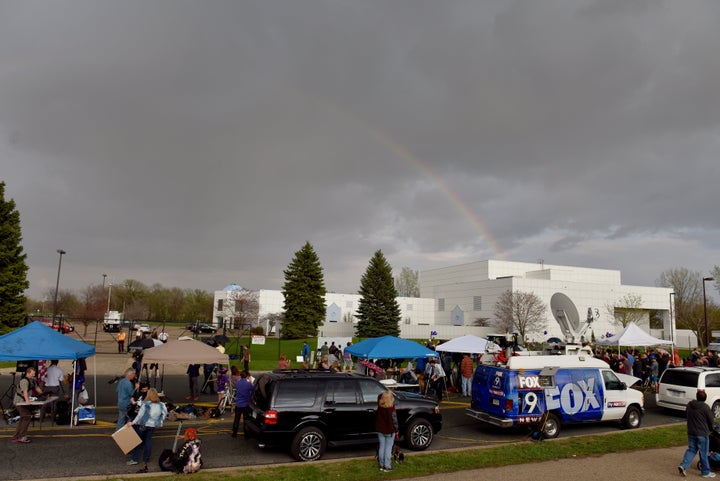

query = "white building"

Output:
[[212, 259, 675, 344], [420, 260, 674, 343]]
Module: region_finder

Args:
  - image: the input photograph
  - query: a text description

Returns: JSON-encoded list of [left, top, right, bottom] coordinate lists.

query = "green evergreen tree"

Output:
[[356, 250, 401, 337], [281, 242, 326, 339], [0, 182, 29, 332]]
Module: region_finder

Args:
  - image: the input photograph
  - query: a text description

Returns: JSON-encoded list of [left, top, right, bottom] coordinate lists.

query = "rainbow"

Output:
[[296, 88, 504, 258], [361, 122, 505, 259]]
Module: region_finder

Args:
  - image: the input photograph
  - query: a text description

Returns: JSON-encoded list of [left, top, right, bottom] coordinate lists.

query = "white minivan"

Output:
[[657, 366, 720, 417]]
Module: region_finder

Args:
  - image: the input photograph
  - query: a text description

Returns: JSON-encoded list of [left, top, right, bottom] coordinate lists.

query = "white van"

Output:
[[466, 355, 644, 438]]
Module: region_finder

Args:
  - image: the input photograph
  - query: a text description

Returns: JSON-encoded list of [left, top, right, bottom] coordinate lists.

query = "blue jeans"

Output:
[[116, 407, 130, 432], [461, 376, 472, 396], [680, 434, 711, 475], [377, 433, 394, 470], [131, 426, 156, 463]]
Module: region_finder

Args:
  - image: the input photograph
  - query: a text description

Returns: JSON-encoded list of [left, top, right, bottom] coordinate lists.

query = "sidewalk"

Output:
[[396, 446, 689, 481]]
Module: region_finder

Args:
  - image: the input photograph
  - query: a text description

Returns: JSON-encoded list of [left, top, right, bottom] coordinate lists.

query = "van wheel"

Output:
[[405, 418, 433, 451], [622, 406, 642, 429], [712, 402, 720, 419], [542, 413, 561, 439], [291, 427, 326, 461]]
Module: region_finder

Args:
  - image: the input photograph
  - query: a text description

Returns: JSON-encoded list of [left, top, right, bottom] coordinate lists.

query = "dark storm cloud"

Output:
[[1, 0, 718, 297]]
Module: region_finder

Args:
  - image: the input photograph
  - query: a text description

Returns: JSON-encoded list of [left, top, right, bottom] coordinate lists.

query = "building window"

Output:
[[438, 298, 445, 312], [407, 304, 413, 311], [473, 296, 482, 311], [217, 299, 223, 311]]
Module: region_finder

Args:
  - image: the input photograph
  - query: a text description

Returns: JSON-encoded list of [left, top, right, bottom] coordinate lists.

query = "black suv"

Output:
[[243, 370, 442, 461]]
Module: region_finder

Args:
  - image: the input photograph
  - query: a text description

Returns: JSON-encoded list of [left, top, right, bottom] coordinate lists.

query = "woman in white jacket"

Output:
[[126, 388, 168, 473]]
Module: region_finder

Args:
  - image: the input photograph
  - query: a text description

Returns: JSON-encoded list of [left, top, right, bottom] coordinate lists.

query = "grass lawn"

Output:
[[100, 424, 686, 481]]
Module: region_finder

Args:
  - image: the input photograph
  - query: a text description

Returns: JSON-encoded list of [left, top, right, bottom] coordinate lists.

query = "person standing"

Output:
[[117, 330, 126, 353], [41, 360, 64, 420], [460, 354, 474, 397], [186, 364, 200, 401], [301, 342, 311, 368], [242, 345, 251, 371], [116, 368, 137, 431], [375, 390, 398, 472], [678, 390, 716, 478], [343, 342, 353, 372], [11, 366, 43, 444], [126, 388, 168, 473], [231, 370, 255, 438]]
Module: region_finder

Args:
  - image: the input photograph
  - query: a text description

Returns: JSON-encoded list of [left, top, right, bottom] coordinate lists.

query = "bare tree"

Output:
[[493, 290, 547, 344], [394, 267, 420, 297], [657, 268, 705, 344], [218, 289, 259, 333], [76, 284, 106, 335], [605, 293, 644, 328]]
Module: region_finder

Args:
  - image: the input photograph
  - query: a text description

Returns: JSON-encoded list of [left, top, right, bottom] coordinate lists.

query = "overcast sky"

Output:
[[2, 0, 719, 300]]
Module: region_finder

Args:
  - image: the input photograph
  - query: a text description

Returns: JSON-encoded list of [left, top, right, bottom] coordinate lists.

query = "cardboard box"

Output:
[[111, 424, 142, 454]]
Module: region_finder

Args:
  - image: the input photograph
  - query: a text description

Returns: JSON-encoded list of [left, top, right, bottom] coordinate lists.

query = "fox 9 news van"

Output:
[[466, 354, 644, 438]]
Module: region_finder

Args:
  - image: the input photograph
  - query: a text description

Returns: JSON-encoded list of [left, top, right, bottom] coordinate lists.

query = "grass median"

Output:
[[104, 423, 686, 481]]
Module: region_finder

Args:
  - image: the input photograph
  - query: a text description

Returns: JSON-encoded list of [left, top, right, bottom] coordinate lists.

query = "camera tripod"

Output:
[[0, 372, 18, 424]]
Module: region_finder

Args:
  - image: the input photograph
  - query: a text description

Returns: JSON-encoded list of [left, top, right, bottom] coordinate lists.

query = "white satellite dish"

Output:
[[551, 293, 580, 342]]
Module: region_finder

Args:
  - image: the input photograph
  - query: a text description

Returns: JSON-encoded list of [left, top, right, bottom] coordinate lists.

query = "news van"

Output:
[[466, 354, 644, 438]]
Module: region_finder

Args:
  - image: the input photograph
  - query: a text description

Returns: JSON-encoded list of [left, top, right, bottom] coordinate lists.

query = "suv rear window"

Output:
[[661, 370, 700, 387], [274, 380, 322, 408]]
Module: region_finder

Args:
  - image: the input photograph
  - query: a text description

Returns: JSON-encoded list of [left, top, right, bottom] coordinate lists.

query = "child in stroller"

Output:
[[159, 427, 203, 473]]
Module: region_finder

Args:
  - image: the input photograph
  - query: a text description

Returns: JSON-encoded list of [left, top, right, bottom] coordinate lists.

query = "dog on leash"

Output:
[[376, 444, 405, 465]]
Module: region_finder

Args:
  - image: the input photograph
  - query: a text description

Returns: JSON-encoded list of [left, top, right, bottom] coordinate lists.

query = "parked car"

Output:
[[244, 370, 442, 461], [41, 320, 74, 334], [657, 366, 720, 417], [188, 322, 216, 334], [133, 323, 151, 333]]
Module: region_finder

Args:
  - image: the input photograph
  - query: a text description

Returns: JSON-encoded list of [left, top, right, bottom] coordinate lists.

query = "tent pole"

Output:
[[93, 356, 97, 415], [70, 360, 76, 429]]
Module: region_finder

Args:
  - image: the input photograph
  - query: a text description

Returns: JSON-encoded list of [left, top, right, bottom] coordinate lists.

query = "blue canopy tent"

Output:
[[345, 335, 436, 360], [0, 321, 97, 425]]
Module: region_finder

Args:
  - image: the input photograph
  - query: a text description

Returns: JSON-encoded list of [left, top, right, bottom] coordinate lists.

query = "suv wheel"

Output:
[[291, 427, 326, 461], [405, 418, 433, 451]]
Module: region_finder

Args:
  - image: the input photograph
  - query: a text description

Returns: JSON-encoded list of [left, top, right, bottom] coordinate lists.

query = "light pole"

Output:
[[52, 249, 66, 331], [704, 277, 715, 347], [107, 283, 113, 314]]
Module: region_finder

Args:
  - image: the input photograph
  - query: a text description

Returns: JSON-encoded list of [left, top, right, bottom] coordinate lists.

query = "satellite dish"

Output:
[[551, 293, 580, 341]]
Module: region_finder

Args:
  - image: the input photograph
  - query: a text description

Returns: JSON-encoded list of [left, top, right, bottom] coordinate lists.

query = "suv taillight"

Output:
[[505, 399, 514, 411], [264, 410, 278, 425]]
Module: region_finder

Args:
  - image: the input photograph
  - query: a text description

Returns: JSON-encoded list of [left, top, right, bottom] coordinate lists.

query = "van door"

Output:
[[600, 369, 629, 421]]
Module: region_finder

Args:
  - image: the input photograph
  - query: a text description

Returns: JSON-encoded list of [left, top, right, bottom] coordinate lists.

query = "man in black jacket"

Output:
[[678, 390, 716, 478]]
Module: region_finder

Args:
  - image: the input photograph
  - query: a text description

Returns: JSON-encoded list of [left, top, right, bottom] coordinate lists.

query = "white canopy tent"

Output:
[[435, 335, 491, 354], [141, 337, 228, 365], [595, 322, 673, 347]]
